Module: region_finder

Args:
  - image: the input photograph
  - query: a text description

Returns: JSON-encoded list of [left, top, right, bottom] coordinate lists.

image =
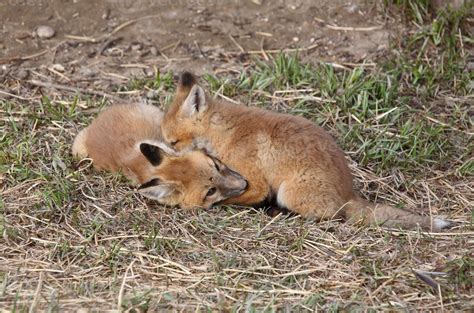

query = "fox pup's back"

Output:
[[72, 103, 165, 182], [161, 72, 450, 231]]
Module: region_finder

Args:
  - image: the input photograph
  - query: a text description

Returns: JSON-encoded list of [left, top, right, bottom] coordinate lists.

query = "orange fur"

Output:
[[72, 103, 247, 209], [161, 72, 450, 231]]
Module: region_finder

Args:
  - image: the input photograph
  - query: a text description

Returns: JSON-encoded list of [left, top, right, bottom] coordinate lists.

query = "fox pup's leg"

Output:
[[248, 196, 296, 217], [263, 206, 297, 217], [277, 179, 345, 220]]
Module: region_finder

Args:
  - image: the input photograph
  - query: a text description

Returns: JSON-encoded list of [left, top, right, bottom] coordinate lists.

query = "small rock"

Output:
[[467, 62, 474, 71], [347, 4, 358, 13], [51, 64, 65, 72], [341, 254, 354, 263], [131, 43, 142, 51], [16, 69, 29, 80], [146, 89, 159, 99], [102, 9, 110, 20], [149, 46, 158, 56], [292, 37, 299, 42], [36, 25, 55, 39], [144, 68, 155, 77], [79, 67, 97, 78], [67, 41, 79, 48]]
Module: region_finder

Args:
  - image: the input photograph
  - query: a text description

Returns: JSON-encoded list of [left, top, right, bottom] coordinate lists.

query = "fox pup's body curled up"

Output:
[[72, 103, 247, 209], [161, 72, 450, 231]]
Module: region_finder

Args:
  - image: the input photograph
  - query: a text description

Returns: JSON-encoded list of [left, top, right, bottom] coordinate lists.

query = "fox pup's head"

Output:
[[162, 72, 209, 151], [137, 142, 247, 209]]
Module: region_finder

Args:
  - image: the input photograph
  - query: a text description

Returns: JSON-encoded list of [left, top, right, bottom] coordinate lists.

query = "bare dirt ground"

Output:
[[1, 0, 392, 87], [1, 0, 473, 311]]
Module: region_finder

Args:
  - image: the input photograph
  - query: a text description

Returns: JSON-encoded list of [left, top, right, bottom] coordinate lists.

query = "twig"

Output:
[[413, 270, 440, 289], [0, 90, 38, 101], [27, 79, 121, 101], [425, 115, 473, 135], [314, 17, 384, 32], [28, 272, 43, 313], [47, 66, 71, 82], [0, 41, 66, 64], [110, 19, 136, 36], [117, 260, 135, 311], [260, 37, 269, 61], [97, 36, 123, 56], [326, 24, 383, 31], [194, 41, 206, 58], [64, 35, 97, 42], [228, 43, 320, 55], [229, 34, 246, 53]]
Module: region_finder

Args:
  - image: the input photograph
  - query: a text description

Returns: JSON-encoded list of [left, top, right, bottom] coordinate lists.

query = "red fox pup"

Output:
[[72, 103, 248, 209], [161, 72, 450, 231]]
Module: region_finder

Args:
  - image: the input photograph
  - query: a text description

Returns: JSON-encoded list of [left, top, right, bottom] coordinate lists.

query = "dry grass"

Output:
[[1, 2, 473, 311], [2, 78, 472, 312]]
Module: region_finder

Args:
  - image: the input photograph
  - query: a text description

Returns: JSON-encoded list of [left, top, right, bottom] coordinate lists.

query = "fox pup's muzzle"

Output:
[[221, 169, 248, 198]]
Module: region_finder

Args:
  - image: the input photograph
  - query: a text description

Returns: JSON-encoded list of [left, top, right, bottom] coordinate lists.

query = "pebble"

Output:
[[467, 62, 474, 71], [131, 43, 142, 51], [346, 4, 358, 13], [51, 64, 65, 72], [144, 68, 155, 77], [102, 9, 110, 20], [36, 25, 55, 39], [341, 255, 354, 263], [79, 67, 97, 78], [16, 69, 29, 80], [149, 46, 158, 56], [146, 89, 159, 99]]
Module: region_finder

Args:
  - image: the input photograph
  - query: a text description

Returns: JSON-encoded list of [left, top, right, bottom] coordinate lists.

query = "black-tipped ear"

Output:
[[182, 85, 207, 116], [140, 143, 163, 166], [179, 72, 196, 89]]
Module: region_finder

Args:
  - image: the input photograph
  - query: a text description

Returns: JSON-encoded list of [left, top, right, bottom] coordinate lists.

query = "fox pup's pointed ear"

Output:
[[138, 178, 181, 204], [140, 143, 165, 166], [178, 72, 197, 91], [182, 85, 207, 117]]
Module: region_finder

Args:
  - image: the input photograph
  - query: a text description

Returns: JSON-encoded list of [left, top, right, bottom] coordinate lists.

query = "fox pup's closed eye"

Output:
[[206, 187, 217, 197], [170, 139, 179, 146]]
